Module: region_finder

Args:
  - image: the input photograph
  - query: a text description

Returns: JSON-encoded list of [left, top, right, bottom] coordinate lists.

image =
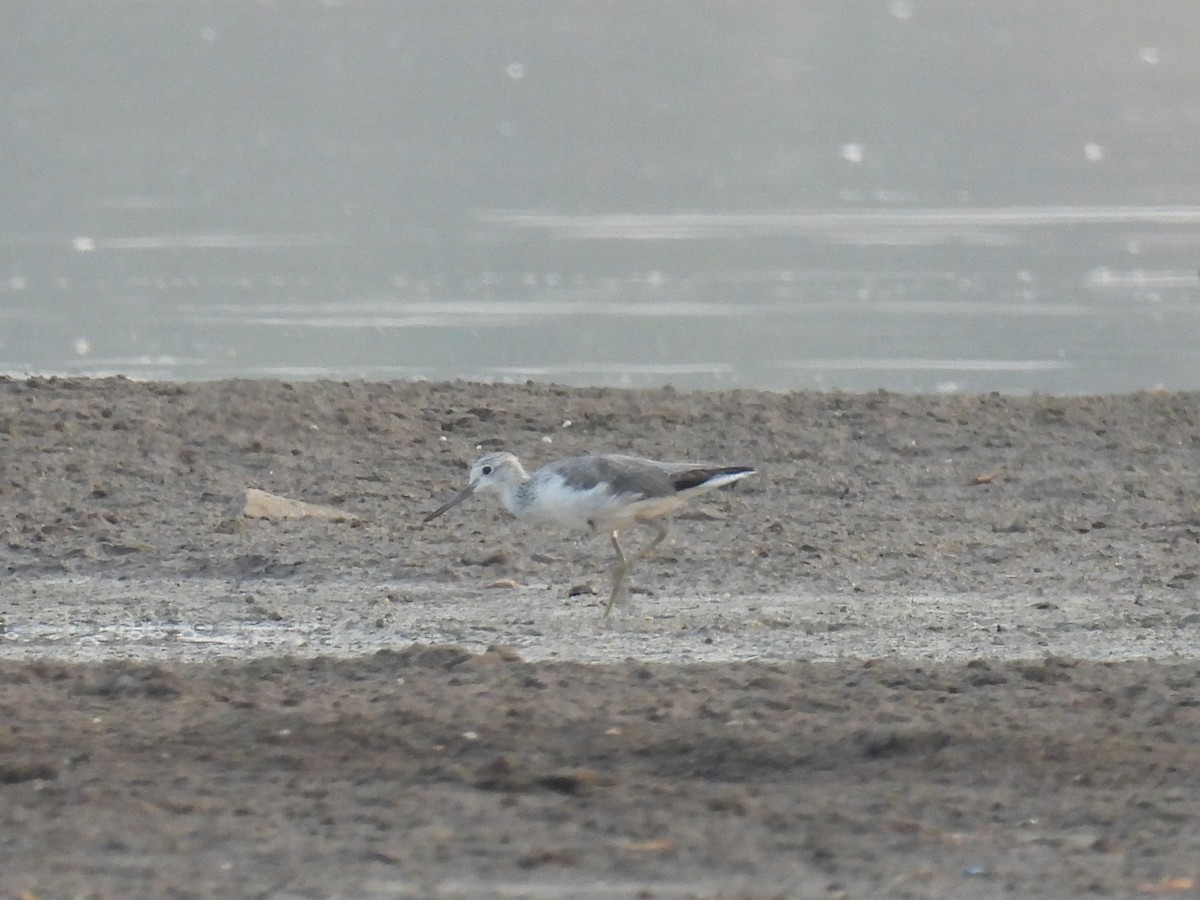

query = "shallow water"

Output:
[[6, 206, 1198, 394], [3, 4, 1199, 393]]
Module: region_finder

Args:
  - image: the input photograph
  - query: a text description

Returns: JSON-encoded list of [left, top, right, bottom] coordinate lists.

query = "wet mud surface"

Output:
[[2, 377, 1199, 897]]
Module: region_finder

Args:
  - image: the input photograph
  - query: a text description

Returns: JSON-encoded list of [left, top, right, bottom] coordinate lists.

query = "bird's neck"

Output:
[[498, 472, 532, 516]]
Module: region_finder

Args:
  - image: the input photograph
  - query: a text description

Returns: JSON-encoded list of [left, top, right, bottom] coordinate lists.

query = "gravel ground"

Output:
[[1, 377, 1198, 898]]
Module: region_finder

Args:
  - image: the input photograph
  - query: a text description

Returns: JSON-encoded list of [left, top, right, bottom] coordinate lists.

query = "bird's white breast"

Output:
[[518, 471, 646, 530]]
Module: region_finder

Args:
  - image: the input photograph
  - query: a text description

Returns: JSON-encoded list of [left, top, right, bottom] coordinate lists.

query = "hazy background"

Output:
[[2, 2, 1198, 393]]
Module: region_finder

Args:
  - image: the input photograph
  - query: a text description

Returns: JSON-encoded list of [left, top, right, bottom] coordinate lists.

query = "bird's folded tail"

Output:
[[669, 465, 755, 496]]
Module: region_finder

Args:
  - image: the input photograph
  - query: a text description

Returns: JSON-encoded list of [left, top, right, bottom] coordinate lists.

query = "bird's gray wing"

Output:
[[551, 455, 676, 499], [604, 456, 754, 493]]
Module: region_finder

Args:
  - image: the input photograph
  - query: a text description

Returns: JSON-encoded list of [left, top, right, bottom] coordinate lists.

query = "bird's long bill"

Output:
[[423, 483, 475, 523]]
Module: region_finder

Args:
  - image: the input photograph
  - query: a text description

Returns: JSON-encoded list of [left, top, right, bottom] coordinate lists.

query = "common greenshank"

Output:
[[424, 451, 755, 616]]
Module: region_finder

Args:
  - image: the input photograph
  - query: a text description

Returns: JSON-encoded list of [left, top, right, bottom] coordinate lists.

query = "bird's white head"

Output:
[[424, 451, 528, 522], [466, 451, 526, 494]]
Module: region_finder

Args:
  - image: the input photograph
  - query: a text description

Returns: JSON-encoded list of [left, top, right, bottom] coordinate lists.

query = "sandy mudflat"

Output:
[[1, 377, 1198, 898]]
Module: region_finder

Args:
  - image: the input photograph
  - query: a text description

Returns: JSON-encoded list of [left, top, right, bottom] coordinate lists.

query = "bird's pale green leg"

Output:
[[604, 530, 630, 617], [633, 521, 670, 561]]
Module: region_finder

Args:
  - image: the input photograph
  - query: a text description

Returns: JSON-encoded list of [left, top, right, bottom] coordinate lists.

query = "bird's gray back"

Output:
[[543, 455, 677, 499]]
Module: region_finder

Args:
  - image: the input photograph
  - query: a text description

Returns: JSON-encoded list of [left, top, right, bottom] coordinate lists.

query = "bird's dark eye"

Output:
[[481, 465, 493, 475]]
